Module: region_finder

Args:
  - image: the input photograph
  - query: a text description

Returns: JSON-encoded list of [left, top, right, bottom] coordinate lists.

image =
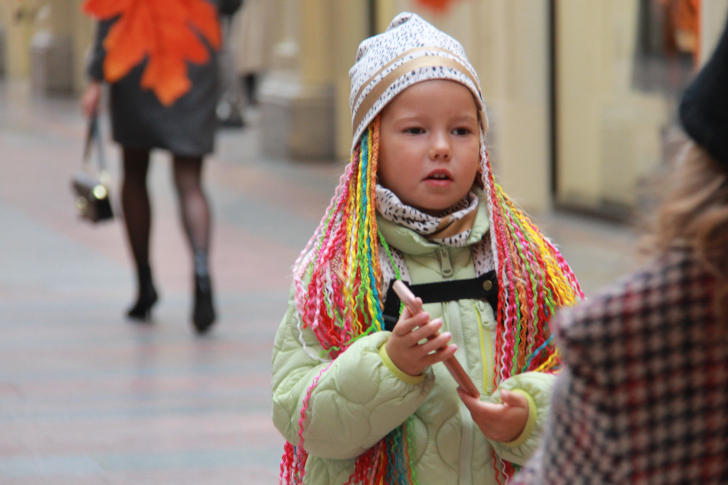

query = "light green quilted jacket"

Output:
[[272, 198, 555, 484]]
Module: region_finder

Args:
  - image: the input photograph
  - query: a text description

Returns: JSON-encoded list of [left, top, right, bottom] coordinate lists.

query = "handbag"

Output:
[[71, 116, 114, 223]]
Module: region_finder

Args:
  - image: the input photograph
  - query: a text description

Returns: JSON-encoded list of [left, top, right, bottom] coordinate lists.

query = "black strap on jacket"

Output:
[[382, 271, 499, 331]]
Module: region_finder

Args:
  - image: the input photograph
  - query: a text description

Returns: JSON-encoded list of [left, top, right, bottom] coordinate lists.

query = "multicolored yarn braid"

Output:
[[279, 114, 584, 484], [477, 141, 584, 481], [293, 116, 386, 359], [281, 117, 417, 485]]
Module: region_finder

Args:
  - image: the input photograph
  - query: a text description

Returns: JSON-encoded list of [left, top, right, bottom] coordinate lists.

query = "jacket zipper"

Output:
[[474, 301, 494, 394], [437, 247, 454, 278], [437, 247, 472, 483]]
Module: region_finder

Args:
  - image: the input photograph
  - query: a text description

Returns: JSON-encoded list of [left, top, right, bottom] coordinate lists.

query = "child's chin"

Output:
[[418, 205, 450, 217], [418, 198, 464, 216]]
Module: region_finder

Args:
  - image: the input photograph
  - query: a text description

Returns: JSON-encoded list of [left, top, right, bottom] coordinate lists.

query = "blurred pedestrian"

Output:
[[231, 0, 280, 107], [81, 0, 242, 334], [512, 11, 728, 484]]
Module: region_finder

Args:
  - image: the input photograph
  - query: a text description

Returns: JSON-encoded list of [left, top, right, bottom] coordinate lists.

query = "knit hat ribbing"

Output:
[[349, 12, 488, 150], [680, 12, 728, 166]]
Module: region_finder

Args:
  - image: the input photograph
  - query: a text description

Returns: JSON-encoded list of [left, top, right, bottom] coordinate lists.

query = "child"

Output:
[[512, 12, 728, 484], [272, 13, 583, 484]]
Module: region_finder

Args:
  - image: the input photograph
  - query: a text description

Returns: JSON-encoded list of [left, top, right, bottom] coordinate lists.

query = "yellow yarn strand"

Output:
[[350, 167, 364, 336], [344, 156, 359, 333], [533, 350, 561, 373], [505, 197, 580, 308], [363, 125, 381, 332]]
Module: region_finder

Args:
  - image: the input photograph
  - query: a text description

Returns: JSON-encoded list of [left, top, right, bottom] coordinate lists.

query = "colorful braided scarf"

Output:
[[280, 116, 583, 484]]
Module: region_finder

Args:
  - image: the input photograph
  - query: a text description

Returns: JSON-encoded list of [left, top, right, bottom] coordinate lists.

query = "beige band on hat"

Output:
[[352, 53, 483, 133], [353, 46, 471, 112]]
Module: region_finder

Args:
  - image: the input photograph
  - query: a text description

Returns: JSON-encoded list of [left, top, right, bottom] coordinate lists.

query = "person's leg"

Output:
[[172, 155, 216, 334], [243, 73, 258, 106], [121, 147, 158, 320]]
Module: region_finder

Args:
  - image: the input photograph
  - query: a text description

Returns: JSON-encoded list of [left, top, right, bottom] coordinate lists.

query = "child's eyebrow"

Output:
[[386, 113, 425, 124], [388, 113, 478, 125], [452, 114, 479, 121]]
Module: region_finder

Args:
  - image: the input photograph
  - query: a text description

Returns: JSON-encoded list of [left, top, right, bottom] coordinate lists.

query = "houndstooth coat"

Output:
[[513, 249, 728, 484]]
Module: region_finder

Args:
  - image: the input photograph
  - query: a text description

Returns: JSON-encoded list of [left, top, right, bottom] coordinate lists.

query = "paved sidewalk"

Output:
[[0, 80, 642, 484]]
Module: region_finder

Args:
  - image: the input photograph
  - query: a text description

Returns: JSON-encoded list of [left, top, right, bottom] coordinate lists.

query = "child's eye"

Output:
[[403, 127, 425, 135], [453, 127, 472, 136]]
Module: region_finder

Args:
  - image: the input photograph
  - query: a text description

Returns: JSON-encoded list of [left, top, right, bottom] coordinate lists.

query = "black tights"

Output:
[[121, 148, 211, 273]]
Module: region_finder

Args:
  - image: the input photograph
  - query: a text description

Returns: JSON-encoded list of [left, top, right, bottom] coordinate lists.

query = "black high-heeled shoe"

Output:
[[192, 251, 216, 334], [127, 264, 158, 321]]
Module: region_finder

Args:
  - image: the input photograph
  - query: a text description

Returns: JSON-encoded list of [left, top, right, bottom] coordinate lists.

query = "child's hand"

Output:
[[385, 304, 457, 377], [457, 388, 529, 443]]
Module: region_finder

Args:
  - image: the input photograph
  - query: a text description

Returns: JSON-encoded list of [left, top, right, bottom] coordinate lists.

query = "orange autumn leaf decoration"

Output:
[[414, 0, 461, 13], [83, 0, 221, 106]]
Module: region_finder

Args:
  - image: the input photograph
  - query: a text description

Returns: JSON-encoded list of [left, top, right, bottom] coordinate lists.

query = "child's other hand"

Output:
[[457, 388, 529, 443], [385, 305, 457, 377]]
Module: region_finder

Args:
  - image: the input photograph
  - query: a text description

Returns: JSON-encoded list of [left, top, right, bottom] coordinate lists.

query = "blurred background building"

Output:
[[2, 0, 728, 218]]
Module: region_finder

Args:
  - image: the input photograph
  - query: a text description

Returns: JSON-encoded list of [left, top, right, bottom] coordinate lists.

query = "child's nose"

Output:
[[428, 133, 451, 161]]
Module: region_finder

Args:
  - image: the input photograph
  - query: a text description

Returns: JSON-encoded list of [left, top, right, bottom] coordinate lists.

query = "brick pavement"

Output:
[[0, 80, 642, 484]]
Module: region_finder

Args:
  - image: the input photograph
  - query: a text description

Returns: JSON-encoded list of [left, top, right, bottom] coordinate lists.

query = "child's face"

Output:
[[378, 80, 480, 216]]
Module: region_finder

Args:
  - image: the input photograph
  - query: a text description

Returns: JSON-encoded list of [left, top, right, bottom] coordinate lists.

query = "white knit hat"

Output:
[[349, 12, 488, 150]]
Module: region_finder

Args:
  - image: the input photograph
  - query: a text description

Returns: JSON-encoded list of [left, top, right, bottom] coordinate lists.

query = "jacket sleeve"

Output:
[[86, 20, 114, 82], [271, 286, 435, 460], [487, 371, 556, 466]]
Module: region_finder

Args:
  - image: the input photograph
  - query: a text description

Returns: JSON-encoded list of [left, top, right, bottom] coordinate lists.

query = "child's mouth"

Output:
[[425, 171, 452, 184]]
